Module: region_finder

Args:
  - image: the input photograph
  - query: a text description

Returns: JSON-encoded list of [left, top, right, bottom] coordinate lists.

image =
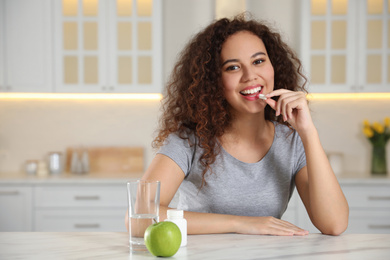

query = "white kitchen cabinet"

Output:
[[0, 185, 33, 231], [53, 0, 162, 93], [285, 181, 390, 234], [343, 184, 390, 234], [35, 209, 126, 231], [0, 0, 52, 92], [301, 0, 390, 93], [34, 184, 128, 232]]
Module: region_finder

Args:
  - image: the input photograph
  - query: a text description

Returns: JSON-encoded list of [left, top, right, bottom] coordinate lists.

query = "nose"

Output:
[[241, 65, 258, 82]]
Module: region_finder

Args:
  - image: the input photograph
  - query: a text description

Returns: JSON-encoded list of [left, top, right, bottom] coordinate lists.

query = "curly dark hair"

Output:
[[153, 14, 307, 187]]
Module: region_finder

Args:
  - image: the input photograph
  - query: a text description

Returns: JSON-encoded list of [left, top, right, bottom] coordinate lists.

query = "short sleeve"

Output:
[[157, 133, 196, 177], [293, 132, 307, 175]]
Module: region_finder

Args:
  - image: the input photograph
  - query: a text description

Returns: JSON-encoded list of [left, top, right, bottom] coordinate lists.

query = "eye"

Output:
[[253, 59, 265, 65], [225, 65, 240, 71]]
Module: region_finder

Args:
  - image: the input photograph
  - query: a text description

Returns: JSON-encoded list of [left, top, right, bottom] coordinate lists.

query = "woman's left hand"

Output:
[[265, 89, 314, 134]]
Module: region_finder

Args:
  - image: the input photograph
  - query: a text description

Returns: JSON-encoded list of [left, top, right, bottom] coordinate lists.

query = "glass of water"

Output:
[[127, 179, 160, 251]]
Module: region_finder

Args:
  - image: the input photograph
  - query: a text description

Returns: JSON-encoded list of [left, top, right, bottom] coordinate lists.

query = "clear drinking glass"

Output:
[[127, 179, 160, 251]]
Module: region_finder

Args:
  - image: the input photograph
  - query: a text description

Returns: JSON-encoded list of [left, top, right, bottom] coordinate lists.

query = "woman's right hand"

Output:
[[233, 216, 309, 236]]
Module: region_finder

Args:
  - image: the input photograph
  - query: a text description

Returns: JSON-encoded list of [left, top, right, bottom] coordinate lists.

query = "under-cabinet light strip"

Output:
[[1, 92, 390, 100], [0, 93, 163, 100], [307, 93, 390, 100]]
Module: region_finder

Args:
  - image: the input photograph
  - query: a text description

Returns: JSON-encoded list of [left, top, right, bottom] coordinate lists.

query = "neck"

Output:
[[223, 112, 271, 144]]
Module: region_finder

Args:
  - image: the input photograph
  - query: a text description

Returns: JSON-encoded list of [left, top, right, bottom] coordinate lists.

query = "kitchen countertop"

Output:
[[335, 172, 390, 184], [0, 172, 389, 185], [0, 232, 389, 259], [0, 172, 143, 184]]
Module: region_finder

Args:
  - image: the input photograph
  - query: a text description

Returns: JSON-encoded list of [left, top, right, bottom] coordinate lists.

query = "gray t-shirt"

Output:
[[158, 122, 306, 218]]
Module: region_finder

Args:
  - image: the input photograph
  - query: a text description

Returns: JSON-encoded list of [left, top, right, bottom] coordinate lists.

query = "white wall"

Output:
[[0, 0, 389, 175], [310, 99, 390, 175]]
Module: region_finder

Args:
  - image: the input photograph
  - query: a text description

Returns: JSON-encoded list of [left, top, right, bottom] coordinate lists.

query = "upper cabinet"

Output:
[[301, 0, 390, 93], [0, 0, 162, 93], [53, 0, 162, 93], [0, 0, 53, 92]]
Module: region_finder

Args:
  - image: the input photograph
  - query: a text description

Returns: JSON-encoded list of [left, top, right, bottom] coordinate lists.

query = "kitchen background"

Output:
[[1, 0, 390, 234], [0, 0, 389, 176]]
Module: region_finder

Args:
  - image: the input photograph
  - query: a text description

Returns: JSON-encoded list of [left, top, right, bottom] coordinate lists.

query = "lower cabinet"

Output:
[[33, 184, 128, 232], [343, 184, 390, 234], [348, 209, 390, 234], [1, 180, 390, 233], [0, 183, 128, 232], [34, 209, 126, 231], [284, 182, 390, 234], [0, 185, 33, 231]]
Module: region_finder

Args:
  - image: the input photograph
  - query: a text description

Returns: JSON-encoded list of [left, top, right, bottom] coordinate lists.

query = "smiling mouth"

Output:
[[240, 86, 262, 96]]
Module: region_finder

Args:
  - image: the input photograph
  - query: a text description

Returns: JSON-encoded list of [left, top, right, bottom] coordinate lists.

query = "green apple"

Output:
[[144, 221, 182, 257]]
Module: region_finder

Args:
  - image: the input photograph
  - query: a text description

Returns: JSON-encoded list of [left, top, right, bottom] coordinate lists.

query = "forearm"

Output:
[[159, 205, 236, 234], [299, 126, 349, 235], [126, 205, 235, 235], [159, 205, 308, 236]]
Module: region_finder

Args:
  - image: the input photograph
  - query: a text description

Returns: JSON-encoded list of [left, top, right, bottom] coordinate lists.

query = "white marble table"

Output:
[[0, 232, 389, 259]]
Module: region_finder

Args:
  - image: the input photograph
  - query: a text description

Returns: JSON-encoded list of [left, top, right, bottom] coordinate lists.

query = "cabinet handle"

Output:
[[368, 196, 390, 201], [74, 195, 100, 200], [74, 224, 100, 229], [0, 191, 20, 195], [368, 225, 390, 229]]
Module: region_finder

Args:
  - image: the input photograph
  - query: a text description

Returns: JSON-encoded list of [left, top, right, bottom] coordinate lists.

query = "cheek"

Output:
[[221, 74, 237, 92], [265, 66, 275, 85], [265, 65, 274, 78]]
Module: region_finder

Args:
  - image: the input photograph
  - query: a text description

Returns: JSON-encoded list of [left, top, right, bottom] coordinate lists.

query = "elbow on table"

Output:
[[320, 219, 349, 236], [314, 205, 349, 236]]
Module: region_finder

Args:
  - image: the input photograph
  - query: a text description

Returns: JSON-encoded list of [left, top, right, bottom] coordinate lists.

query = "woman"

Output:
[[129, 15, 349, 236]]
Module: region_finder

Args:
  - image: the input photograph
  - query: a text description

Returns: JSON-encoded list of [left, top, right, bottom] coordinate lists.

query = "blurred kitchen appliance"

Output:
[[70, 148, 89, 174], [25, 160, 38, 175], [48, 152, 64, 174], [37, 160, 49, 177]]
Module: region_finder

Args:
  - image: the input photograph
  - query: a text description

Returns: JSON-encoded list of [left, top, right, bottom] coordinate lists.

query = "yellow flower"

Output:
[[372, 122, 384, 134], [363, 126, 374, 138], [385, 117, 390, 127], [363, 120, 370, 127]]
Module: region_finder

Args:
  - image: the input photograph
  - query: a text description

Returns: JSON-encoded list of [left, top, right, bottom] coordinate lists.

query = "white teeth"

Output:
[[240, 86, 262, 95]]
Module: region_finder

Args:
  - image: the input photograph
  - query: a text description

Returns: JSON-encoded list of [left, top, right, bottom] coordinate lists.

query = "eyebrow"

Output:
[[221, 51, 267, 67]]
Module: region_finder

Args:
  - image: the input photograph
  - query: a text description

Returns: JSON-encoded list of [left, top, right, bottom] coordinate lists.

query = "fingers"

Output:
[[265, 98, 276, 110], [266, 90, 306, 122], [240, 216, 309, 236], [277, 93, 297, 121], [263, 217, 309, 236], [281, 95, 303, 122]]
